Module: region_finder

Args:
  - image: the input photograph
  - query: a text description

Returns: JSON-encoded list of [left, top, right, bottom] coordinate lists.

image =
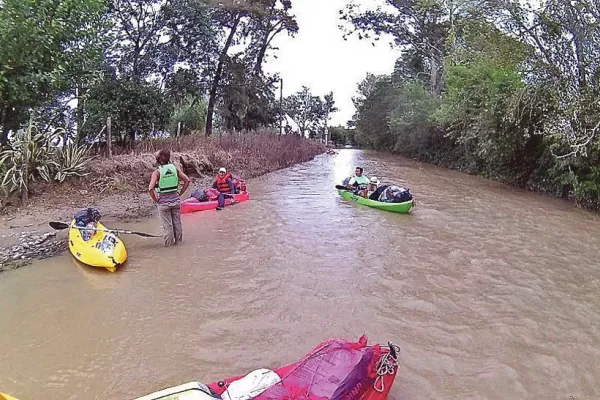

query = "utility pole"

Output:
[[279, 78, 283, 138]]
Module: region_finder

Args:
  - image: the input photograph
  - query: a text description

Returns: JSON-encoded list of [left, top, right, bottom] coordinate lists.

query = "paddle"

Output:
[[48, 221, 161, 238], [335, 185, 350, 190]]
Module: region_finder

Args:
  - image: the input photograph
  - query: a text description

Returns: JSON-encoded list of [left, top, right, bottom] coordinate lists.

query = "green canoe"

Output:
[[337, 190, 414, 214]]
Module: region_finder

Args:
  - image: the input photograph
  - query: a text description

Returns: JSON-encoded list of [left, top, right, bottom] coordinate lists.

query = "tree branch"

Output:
[[552, 116, 600, 159]]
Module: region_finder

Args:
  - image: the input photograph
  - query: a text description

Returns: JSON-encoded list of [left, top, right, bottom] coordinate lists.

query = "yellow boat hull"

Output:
[[68, 220, 128, 272], [0, 392, 20, 400]]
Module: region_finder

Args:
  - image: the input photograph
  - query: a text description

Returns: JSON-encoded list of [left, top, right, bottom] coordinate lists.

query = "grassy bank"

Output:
[[0, 133, 325, 272], [84, 133, 326, 195], [1, 132, 326, 209]]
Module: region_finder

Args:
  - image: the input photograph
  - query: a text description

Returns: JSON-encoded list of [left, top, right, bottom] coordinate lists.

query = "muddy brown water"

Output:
[[1, 149, 599, 400]]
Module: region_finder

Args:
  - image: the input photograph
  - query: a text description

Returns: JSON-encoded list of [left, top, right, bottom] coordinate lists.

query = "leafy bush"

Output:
[[0, 120, 92, 201]]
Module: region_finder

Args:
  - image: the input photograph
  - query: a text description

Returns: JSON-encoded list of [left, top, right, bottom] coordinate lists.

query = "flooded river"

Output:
[[1, 149, 599, 400]]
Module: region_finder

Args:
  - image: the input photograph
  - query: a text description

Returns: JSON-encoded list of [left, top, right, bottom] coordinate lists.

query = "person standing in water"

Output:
[[149, 149, 190, 246]]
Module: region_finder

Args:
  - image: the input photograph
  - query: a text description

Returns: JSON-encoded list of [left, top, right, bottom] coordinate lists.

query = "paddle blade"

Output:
[[335, 185, 349, 190], [113, 228, 161, 238], [49, 221, 70, 230]]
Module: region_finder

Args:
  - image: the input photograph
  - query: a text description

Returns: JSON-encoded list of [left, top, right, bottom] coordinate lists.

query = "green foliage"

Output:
[[1, 0, 300, 144], [53, 141, 94, 183], [343, 0, 600, 210], [218, 57, 279, 131], [0, 124, 54, 196], [328, 125, 356, 146], [0, 0, 107, 141], [431, 22, 530, 176], [82, 77, 170, 143], [0, 0, 311, 203], [283, 86, 338, 139], [169, 96, 208, 135], [0, 119, 92, 200], [573, 166, 600, 209]]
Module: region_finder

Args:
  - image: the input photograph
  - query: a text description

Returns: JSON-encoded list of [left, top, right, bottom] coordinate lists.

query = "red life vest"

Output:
[[215, 172, 233, 193]]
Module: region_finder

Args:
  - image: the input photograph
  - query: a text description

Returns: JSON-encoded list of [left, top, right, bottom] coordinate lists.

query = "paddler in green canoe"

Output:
[[345, 167, 370, 190], [357, 176, 382, 199]]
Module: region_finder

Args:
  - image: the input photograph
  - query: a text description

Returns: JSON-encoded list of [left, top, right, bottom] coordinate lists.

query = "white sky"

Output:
[[262, 0, 402, 126]]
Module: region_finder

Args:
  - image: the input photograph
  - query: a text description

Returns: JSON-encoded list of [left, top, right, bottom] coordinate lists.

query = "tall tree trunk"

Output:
[[206, 16, 241, 136], [253, 0, 277, 77], [254, 36, 270, 76]]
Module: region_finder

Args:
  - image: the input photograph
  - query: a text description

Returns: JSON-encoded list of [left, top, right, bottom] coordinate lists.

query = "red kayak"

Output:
[[181, 192, 250, 214], [135, 335, 400, 400]]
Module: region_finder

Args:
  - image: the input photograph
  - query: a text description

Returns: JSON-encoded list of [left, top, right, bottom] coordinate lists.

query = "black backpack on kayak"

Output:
[[369, 185, 389, 201], [393, 188, 412, 203], [379, 186, 412, 203], [74, 208, 101, 226]]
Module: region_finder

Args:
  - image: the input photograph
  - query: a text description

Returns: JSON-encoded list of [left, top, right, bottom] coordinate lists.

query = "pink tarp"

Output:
[[206, 335, 399, 400]]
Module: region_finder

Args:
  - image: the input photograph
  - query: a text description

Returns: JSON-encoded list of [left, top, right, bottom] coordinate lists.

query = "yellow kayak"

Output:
[[68, 220, 128, 272], [0, 392, 20, 400]]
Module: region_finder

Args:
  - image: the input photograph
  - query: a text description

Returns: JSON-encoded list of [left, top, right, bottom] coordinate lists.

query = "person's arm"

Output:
[[148, 170, 159, 203], [177, 168, 190, 197], [346, 177, 357, 189], [227, 178, 235, 194]]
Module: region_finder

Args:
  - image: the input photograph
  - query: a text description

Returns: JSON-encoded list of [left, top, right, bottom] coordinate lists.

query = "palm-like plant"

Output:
[[0, 118, 93, 203]]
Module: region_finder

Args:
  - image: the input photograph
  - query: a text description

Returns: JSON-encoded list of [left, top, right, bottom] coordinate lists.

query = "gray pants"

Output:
[[157, 202, 182, 246]]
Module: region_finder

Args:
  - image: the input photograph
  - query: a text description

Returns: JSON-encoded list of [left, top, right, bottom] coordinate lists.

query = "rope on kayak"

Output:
[[373, 343, 400, 393]]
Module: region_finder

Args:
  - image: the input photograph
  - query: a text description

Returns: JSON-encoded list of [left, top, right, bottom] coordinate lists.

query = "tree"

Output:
[[284, 86, 329, 138], [204, 1, 254, 136], [320, 93, 338, 141], [339, 0, 502, 95], [340, 0, 449, 95], [246, 0, 298, 77], [164, 68, 206, 105], [204, 0, 298, 136], [164, 0, 219, 88], [169, 95, 208, 135], [329, 125, 352, 146], [108, 0, 171, 80], [219, 57, 279, 131], [0, 0, 107, 143], [82, 75, 170, 144], [502, 0, 600, 158]]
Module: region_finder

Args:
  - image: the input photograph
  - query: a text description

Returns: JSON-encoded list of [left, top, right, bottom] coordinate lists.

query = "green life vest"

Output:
[[353, 175, 370, 186], [156, 163, 179, 194]]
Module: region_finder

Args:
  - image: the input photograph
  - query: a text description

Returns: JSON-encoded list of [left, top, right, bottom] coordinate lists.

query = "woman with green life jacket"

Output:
[[149, 149, 190, 246]]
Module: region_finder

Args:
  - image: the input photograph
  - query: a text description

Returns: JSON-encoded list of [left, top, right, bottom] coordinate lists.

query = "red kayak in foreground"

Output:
[[135, 335, 400, 400], [181, 192, 250, 214]]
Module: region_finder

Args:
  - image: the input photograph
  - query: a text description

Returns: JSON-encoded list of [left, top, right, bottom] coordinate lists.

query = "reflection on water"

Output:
[[0, 150, 599, 400], [332, 149, 357, 186]]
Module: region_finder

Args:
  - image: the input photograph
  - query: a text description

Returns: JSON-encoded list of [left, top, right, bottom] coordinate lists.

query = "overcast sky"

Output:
[[262, 0, 402, 126]]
